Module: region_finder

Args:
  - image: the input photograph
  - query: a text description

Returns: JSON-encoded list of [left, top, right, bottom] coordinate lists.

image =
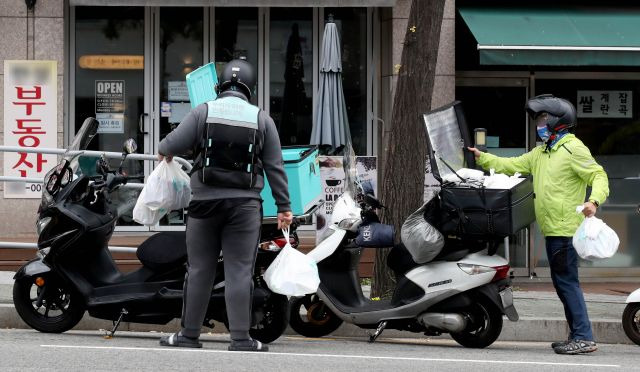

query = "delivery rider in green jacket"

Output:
[[468, 94, 609, 355]]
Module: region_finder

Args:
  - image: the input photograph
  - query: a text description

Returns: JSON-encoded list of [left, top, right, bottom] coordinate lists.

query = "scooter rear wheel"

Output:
[[13, 276, 85, 333], [289, 294, 343, 338], [622, 303, 640, 346], [450, 297, 503, 348], [225, 293, 289, 344]]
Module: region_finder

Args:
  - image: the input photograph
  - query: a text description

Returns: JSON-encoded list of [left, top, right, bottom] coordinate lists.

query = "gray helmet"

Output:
[[216, 59, 256, 99], [525, 94, 577, 132]]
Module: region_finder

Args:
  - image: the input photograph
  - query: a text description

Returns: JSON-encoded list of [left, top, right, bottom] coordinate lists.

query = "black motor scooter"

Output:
[[12, 117, 308, 343]]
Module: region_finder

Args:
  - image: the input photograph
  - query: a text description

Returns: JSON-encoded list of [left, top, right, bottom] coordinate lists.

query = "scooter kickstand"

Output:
[[104, 308, 128, 339], [368, 321, 387, 343]]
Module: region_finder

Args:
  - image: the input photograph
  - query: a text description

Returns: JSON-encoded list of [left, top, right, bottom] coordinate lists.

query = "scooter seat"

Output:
[[137, 232, 187, 272]]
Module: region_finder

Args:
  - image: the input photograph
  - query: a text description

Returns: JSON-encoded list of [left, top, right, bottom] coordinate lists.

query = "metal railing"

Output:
[[0, 242, 137, 253], [0, 146, 193, 253], [0, 146, 192, 190], [0, 146, 319, 254]]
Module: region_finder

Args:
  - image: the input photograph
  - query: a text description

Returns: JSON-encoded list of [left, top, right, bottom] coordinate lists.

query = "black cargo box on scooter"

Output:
[[422, 101, 535, 239]]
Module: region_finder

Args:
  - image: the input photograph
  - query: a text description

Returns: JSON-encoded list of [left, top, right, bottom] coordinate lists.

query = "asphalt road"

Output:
[[0, 330, 637, 372]]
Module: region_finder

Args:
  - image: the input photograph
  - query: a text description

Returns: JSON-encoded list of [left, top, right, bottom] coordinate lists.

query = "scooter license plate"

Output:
[[499, 287, 514, 309]]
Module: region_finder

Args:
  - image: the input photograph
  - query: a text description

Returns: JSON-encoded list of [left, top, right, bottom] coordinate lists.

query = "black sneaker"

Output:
[[551, 340, 570, 349], [553, 340, 597, 354]]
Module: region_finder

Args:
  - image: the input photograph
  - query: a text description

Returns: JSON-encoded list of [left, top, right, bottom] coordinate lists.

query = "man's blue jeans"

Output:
[[545, 236, 594, 341]]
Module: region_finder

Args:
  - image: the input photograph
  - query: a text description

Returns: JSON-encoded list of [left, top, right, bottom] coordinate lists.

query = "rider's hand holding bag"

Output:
[[133, 159, 191, 225], [573, 206, 620, 260], [264, 228, 320, 296]]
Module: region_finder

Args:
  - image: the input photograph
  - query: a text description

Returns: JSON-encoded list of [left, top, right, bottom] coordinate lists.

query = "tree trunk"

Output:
[[372, 0, 446, 298]]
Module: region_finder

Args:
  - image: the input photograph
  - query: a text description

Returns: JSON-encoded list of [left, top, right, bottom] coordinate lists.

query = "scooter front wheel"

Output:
[[13, 276, 85, 333], [450, 297, 503, 348], [289, 294, 343, 338], [622, 303, 640, 346]]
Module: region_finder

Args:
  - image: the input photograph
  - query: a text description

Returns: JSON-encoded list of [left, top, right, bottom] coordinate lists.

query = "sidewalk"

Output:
[[0, 271, 635, 344]]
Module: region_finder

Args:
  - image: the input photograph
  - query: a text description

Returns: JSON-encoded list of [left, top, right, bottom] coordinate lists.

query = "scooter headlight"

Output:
[[338, 217, 360, 230], [458, 263, 495, 275], [36, 217, 52, 235], [37, 247, 51, 259]]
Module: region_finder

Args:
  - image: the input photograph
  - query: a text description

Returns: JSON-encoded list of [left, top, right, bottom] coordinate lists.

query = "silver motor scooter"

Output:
[[303, 183, 518, 348]]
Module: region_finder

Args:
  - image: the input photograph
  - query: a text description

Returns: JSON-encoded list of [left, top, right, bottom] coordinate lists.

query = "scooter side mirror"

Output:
[[96, 154, 110, 175], [123, 138, 138, 154], [118, 138, 137, 174]]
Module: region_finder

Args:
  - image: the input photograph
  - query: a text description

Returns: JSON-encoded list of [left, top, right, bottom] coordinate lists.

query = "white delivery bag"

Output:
[[133, 159, 191, 226], [573, 206, 620, 260], [400, 190, 444, 263], [264, 228, 320, 296]]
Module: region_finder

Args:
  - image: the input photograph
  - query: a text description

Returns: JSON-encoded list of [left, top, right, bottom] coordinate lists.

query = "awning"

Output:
[[459, 7, 640, 66], [70, 0, 395, 6]]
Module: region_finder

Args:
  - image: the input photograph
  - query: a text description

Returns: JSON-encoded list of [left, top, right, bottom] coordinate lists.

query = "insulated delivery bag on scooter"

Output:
[[422, 102, 535, 239]]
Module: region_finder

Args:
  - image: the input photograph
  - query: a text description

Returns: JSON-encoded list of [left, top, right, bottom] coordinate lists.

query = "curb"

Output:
[[0, 304, 632, 345]]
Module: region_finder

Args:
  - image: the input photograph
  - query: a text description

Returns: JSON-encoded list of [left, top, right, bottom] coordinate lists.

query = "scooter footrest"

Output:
[[87, 292, 156, 306], [156, 287, 183, 299]]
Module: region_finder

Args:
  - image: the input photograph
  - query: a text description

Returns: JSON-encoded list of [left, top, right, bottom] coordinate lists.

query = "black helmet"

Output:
[[216, 58, 256, 99], [525, 94, 577, 132]]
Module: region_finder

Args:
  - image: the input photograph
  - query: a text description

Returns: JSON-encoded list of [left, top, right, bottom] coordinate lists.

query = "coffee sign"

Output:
[[316, 156, 377, 242]]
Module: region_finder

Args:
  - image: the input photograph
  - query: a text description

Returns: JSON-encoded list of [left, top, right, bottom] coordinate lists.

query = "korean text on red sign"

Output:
[[3, 60, 58, 198]]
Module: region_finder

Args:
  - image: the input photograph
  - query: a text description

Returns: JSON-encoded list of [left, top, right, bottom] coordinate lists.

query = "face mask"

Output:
[[537, 126, 552, 142]]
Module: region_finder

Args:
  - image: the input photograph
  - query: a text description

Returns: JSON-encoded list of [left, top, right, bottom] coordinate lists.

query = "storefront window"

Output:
[[75, 7, 145, 153], [325, 8, 368, 155], [157, 7, 204, 226], [456, 85, 529, 268], [159, 7, 204, 143], [456, 86, 527, 154], [533, 78, 640, 269], [74, 6, 145, 226], [269, 8, 313, 146], [215, 8, 259, 105]]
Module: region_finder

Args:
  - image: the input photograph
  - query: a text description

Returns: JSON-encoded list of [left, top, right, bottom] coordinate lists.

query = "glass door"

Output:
[[154, 7, 205, 229], [214, 7, 259, 105], [73, 6, 148, 228], [455, 78, 531, 276], [268, 8, 314, 146]]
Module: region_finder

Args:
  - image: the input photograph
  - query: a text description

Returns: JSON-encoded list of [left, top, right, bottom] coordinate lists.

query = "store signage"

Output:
[[78, 55, 144, 70], [3, 60, 58, 198], [577, 91, 632, 118], [95, 80, 125, 134], [316, 156, 377, 242], [168, 81, 190, 102]]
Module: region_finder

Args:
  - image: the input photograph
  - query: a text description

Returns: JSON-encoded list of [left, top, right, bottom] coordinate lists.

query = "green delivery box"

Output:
[[261, 146, 322, 216], [186, 63, 218, 108]]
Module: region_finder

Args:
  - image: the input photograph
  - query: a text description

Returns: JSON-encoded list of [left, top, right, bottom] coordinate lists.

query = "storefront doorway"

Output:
[[68, 5, 377, 231], [456, 76, 531, 276]]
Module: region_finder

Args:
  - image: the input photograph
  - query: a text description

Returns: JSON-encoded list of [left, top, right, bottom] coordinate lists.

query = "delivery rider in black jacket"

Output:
[[157, 59, 292, 352]]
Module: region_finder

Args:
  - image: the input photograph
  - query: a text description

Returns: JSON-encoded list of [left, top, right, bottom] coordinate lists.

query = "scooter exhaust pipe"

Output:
[[418, 312, 467, 333]]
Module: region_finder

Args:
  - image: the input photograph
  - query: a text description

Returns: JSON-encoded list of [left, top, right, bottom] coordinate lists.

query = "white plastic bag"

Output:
[[264, 228, 320, 296], [573, 206, 620, 260], [133, 160, 191, 226], [143, 160, 191, 211], [442, 168, 484, 184], [483, 169, 525, 189], [132, 187, 167, 226], [400, 191, 444, 264]]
